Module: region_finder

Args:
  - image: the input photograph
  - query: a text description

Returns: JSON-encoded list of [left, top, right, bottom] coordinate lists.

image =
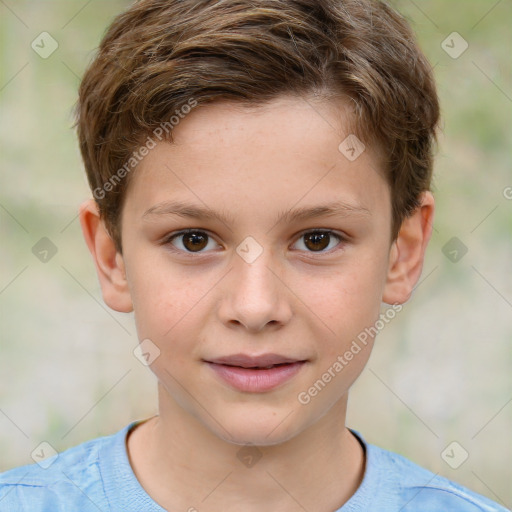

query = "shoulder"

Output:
[[351, 431, 509, 512], [0, 427, 125, 512]]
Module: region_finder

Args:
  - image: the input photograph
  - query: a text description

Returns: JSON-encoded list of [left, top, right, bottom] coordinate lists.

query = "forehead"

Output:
[[123, 95, 390, 226]]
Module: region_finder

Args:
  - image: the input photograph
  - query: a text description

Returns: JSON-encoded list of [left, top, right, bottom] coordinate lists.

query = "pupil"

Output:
[[184, 232, 207, 251], [305, 232, 329, 251]]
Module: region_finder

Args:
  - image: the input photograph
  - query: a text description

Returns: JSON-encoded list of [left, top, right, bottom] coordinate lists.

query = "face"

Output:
[[116, 95, 397, 445]]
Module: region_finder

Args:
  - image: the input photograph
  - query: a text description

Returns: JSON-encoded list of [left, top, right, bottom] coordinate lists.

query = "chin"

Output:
[[205, 407, 305, 447], [217, 428, 296, 448]]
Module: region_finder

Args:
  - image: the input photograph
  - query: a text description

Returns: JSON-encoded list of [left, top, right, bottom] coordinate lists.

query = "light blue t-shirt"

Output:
[[0, 419, 509, 511]]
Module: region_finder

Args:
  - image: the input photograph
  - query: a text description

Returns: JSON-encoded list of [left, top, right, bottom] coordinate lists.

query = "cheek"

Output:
[[297, 256, 386, 336], [126, 246, 205, 326]]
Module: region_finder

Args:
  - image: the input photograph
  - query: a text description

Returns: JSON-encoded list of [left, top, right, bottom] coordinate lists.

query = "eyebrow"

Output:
[[142, 199, 371, 226]]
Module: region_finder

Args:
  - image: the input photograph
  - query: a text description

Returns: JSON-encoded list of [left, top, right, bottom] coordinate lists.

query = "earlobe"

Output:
[[78, 199, 133, 313], [382, 192, 435, 305]]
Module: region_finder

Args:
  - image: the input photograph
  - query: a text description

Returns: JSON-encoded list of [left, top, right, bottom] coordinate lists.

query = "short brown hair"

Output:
[[75, 0, 440, 253]]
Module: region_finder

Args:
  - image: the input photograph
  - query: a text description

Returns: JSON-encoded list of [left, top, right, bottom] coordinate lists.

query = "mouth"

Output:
[[203, 353, 308, 392], [204, 353, 306, 368], [222, 362, 297, 369]]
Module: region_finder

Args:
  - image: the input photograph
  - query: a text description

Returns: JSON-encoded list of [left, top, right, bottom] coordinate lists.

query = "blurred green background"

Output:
[[0, 0, 511, 506]]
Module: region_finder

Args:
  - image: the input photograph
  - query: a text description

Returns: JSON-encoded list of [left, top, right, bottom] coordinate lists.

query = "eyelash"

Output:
[[162, 228, 347, 257]]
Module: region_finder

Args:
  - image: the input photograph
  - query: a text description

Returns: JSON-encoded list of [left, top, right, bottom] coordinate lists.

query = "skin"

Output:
[[79, 94, 434, 511]]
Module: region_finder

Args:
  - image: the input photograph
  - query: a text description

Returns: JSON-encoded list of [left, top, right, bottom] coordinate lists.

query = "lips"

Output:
[[205, 353, 305, 369], [204, 353, 307, 392]]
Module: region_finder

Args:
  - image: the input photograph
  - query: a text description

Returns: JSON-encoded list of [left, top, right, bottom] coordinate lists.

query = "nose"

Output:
[[217, 247, 293, 334]]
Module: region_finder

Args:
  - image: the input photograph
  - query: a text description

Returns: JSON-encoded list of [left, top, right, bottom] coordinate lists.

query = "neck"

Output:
[[126, 384, 365, 512]]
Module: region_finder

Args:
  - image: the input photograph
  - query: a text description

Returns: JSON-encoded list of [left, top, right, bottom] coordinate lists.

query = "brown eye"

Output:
[[304, 232, 330, 251], [182, 232, 208, 252], [293, 230, 344, 253], [166, 230, 218, 253]]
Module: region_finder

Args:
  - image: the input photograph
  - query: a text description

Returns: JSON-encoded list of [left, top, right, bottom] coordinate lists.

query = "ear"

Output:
[[78, 199, 133, 313], [382, 191, 435, 305]]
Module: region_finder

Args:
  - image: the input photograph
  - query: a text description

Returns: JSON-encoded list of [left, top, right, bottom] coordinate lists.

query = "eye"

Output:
[[292, 230, 345, 254], [164, 229, 220, 254], [163, 228, 346, 256]]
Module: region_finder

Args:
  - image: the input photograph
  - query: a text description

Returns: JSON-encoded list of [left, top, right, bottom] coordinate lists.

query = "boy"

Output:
[[0, 0, 508, 510]]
